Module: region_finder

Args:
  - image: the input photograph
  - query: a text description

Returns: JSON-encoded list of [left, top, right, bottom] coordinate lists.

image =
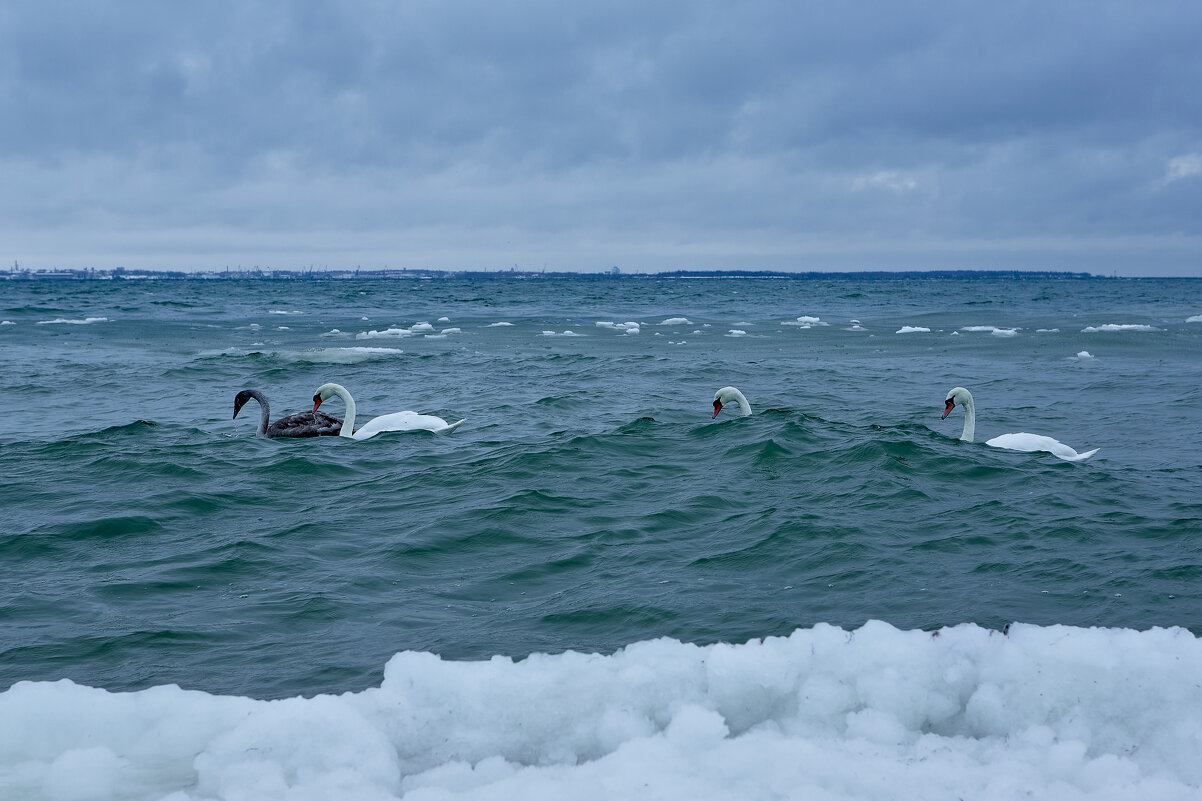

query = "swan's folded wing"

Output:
[[266, 411, 344, 438]]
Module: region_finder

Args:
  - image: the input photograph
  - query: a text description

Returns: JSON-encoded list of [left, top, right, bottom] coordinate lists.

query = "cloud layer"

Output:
[[3, 1, 1201, 274]]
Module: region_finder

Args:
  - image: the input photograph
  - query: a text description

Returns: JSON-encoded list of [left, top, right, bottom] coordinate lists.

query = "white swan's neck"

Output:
[[315, 383, 357, 437], [333, 386, 357, 437], [731, 389, 751, 416], [959, 393, 976, 442]]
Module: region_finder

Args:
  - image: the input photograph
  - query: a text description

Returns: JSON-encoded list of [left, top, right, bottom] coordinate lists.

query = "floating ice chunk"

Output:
[[726, 329, 747, 337], [320, 329, 349, 337], [36, 317, 110, 325], [1075, 351, 1095, 360], [276, 326, 290, 330], [424, 334, 447, 339], [1081, 324, 1158, 333], [896, 326, 930, 334], [409, 322, 436, 333], [441, 328, 462, 334], [597, 320, 641, 334], [959, 326, 1018, 336], [1, 320, 15, 325], [1187, 314, 1202, 323], [659, 317, 692, 325], [1036, 329, 1060, 333], [540, 330, 582, 337], [438, 317, 451, 322], [781, 316, 827, 328], [356, 327, 412, 339], [487, 322, 514, 327], [268, 310, 302, 315]]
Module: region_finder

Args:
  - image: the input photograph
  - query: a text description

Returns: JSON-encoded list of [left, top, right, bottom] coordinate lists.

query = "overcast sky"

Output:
[[3, 1, 1201, 275]]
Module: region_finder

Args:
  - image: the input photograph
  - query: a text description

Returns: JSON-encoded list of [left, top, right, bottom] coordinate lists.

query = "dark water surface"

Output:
[[2, 276, 1200, 698]]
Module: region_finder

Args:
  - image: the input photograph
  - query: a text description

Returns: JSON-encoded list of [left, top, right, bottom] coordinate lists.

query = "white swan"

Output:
[[312, 383, 465, 440], [713, 386, 751, 419], [942, 386, 1099, 462]]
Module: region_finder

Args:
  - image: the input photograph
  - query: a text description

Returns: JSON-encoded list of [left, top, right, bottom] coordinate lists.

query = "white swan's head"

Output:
[[943, 386, 972, 419], [312, 382, 345, 412], [713, 386, 751, 418]]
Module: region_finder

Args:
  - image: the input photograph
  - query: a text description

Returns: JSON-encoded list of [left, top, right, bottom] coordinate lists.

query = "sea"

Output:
[[1, 274, 1200, 800]]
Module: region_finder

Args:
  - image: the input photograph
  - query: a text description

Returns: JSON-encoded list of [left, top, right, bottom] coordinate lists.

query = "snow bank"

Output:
[[2, 623, 1201, 801]]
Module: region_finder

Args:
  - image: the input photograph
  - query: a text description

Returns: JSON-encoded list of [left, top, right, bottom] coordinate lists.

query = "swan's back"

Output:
[[985, 433, 1099, 462], [266, 410, 344, 438], [350, 411, 465, 440]]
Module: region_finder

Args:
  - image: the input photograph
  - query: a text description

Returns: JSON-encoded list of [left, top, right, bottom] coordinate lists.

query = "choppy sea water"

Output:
[[1, 275, 1201, 800]]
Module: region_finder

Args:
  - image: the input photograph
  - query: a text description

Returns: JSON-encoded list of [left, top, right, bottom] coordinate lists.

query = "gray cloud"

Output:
[[2, 1, 1200, 274]]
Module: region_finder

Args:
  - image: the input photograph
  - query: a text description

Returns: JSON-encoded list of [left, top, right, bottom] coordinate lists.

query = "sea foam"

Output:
[[1, 623, 1199, 801]]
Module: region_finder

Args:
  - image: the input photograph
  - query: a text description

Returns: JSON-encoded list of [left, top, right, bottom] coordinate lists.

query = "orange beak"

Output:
[[712, 400, 723, 418], [313, 396, 323, 412], [941, 398, 955, 419]]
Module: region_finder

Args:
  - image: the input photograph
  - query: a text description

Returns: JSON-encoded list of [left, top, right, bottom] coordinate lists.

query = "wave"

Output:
[[1, 623, 1198, 800], [196, 346, 407, 364], [34, 317, 110, 325]]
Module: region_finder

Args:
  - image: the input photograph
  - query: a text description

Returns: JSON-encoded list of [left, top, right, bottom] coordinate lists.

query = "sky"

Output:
[[2, 1, 1201, 276]]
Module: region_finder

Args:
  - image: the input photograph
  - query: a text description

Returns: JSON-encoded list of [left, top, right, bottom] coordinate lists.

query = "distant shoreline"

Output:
[[0, 267, 1121, 281]]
